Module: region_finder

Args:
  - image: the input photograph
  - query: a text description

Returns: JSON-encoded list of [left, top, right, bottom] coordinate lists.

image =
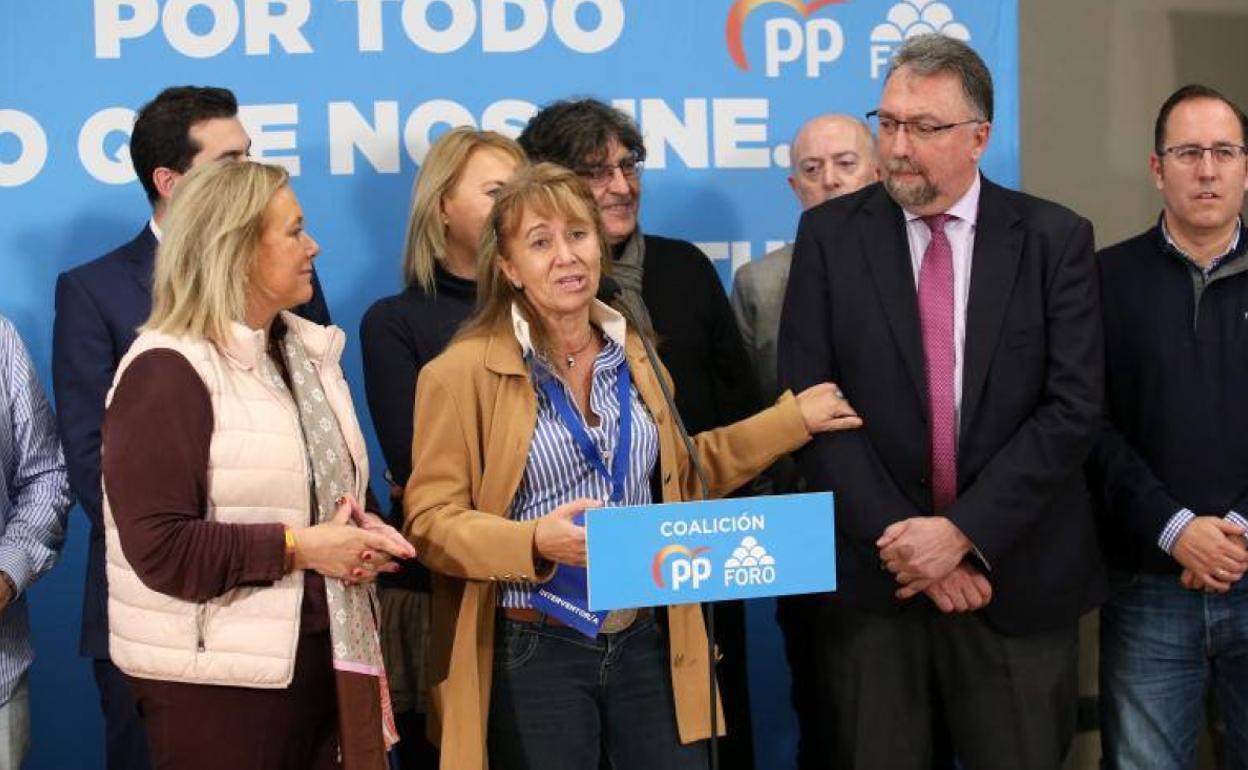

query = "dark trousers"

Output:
[[128, 631, 340, 770], [710, 599, 755, 770], [93, 658, 152, 770], [390, 710, 438, 770], [488, 613, 708, 770], [810, 599, 1078, 770], [777, 594, 824, 770]]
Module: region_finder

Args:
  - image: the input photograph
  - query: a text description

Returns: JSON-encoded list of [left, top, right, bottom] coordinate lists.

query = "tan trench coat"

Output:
[[404, 318, 811, 770]]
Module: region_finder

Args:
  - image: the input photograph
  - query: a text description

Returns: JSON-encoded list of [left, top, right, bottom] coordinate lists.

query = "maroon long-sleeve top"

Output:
[[102, 348, 327, 632]]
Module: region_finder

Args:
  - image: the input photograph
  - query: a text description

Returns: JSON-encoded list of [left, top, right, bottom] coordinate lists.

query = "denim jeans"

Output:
[[0, 677, 28, 770], [1100, 571, 1248, 770], [488, 613, 709, 770]]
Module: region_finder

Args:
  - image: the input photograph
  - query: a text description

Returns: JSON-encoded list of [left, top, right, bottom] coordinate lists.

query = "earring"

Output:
[[513, 282, 523, 290]]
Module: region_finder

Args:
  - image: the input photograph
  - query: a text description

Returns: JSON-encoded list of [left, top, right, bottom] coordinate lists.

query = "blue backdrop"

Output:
[[0, 2, 1017, 767]]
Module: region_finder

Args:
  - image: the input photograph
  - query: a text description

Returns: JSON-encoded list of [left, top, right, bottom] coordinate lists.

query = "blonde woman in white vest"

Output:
[[100, 159, 415, 770]]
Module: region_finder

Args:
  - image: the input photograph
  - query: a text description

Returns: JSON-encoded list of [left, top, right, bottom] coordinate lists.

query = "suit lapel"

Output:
[[124, 225, 158, 300], [861, 188, 927, 406], [960, 178, 1023, 440]]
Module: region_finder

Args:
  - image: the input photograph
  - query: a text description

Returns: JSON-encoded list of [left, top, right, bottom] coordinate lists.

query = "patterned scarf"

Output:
[[612, 227, 654, 334], [261, 324, 397, 769]]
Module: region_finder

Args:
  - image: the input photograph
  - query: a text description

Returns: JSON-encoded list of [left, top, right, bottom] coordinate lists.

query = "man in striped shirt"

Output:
[[0, 315, 72, 769]]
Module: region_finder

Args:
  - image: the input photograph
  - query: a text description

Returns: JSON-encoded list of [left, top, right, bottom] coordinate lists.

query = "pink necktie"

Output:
[[918, 214, 957, 512]]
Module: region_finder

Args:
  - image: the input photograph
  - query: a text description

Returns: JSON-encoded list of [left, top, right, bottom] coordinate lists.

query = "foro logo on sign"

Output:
[[869, 1, 970, 79], [723, 536, 776, 587], [652, 545, 712, 592], [724, 0, 848, 78]]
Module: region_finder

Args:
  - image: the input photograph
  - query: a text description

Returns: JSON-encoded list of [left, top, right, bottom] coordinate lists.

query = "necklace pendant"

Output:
[[566, 354, 575, 368]]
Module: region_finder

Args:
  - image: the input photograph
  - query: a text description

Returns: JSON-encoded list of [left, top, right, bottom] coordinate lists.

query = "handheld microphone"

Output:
[[602, 271, 719, 766], [600, 273, 706, 495], [596, 275, 622, 302]]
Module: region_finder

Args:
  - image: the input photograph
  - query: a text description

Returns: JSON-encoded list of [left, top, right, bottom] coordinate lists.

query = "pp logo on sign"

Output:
[[652, 545, 712, 592], [725, 0, 848, 78], [723, 536, 777, 588], [869, 1, 971, 79]]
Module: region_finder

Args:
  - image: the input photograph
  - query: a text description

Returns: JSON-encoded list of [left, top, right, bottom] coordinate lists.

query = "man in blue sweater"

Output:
[[1092, 83, 1248, 769]]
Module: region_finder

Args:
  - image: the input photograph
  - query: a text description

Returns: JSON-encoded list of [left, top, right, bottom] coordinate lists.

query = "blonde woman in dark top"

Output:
[[359, 127, 525, 768]]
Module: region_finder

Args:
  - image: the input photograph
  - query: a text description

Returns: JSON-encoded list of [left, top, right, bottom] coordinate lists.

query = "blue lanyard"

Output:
[[537, 356, 633, 503]]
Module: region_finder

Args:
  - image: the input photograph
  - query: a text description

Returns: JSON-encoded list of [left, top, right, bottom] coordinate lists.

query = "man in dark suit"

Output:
[[778, 35, 1106, 769], [52, 85, 330, 770]]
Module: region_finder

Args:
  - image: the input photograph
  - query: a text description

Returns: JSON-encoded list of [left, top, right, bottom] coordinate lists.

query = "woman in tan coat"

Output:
[[404, 163, 861, 770]]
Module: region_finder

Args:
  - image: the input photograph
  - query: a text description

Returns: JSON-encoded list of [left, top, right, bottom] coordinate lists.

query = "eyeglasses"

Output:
[[1161, 144, 1248, 166], [798, 155, 863, 180], [578, 151, 644, 186], [866, 110, 983, 141]]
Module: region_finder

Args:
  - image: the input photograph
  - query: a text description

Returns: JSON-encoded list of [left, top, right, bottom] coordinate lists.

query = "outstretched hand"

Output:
[[795, 382, 863, 434]]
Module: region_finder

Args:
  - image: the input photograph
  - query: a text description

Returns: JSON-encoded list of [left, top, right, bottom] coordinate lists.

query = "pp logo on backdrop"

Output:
[[723, 536, 777, 588], [725, 0, 848, 78], [652, 545, 712, 592], [869, 0, 971, 78]]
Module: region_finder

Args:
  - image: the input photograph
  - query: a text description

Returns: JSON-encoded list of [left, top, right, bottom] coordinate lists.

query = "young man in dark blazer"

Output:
[[778, 35, 1106, 769], [51, 86, 330, 770]]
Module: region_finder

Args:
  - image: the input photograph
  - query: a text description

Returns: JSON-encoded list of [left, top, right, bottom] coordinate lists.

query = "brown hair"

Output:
[[1154, 84, 1248, 154], [455, 162, 620, 361]]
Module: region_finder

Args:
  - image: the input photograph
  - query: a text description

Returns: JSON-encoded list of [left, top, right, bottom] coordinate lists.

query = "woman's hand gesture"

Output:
[[293, 495, 415, 583], [796, 382, 863, 434], [533, 498, 603, 568]]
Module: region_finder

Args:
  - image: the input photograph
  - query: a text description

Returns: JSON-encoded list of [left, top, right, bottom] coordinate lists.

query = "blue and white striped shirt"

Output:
[[0, 315, 71, 704], [500, 302, 659, 609]]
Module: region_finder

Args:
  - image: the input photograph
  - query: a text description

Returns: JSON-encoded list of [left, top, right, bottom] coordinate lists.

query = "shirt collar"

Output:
[[1159, 213, 1243, 272], [149, 217, 162, 242], [903, 173, 982, 227], [509, 299, 628, 357], [219, 311, 343, 371]]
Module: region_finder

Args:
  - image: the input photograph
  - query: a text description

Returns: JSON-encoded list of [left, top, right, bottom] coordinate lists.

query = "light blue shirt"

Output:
[[0, 315, 71, 704]]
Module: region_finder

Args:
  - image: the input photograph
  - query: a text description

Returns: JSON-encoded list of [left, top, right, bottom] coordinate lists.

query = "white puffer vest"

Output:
[[103, 312, 369, 688]]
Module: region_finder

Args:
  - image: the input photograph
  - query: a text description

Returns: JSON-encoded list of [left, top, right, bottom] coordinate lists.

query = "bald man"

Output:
[[732, 115, 877, 400], [729, 114, 876, 770]]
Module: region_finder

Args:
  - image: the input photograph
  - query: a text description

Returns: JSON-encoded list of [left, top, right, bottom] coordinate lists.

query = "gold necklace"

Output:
[[561, 328, 596, 369]]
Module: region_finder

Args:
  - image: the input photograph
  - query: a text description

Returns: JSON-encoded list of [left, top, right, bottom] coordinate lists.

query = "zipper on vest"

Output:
[[195, 604, 206, 652]]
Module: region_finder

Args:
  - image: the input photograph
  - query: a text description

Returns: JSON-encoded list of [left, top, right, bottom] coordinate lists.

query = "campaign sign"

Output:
[[585, 493, 835, 611]]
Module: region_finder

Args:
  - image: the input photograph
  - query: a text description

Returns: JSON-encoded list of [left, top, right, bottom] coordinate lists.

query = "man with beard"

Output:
[[519, 98, 763, 770], [778, 35, 1106, 769], [1091, 84, 1248, 769]]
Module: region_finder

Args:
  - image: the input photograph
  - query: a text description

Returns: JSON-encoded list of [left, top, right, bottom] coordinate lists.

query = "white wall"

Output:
[[1021, 0, 1248, 247]]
